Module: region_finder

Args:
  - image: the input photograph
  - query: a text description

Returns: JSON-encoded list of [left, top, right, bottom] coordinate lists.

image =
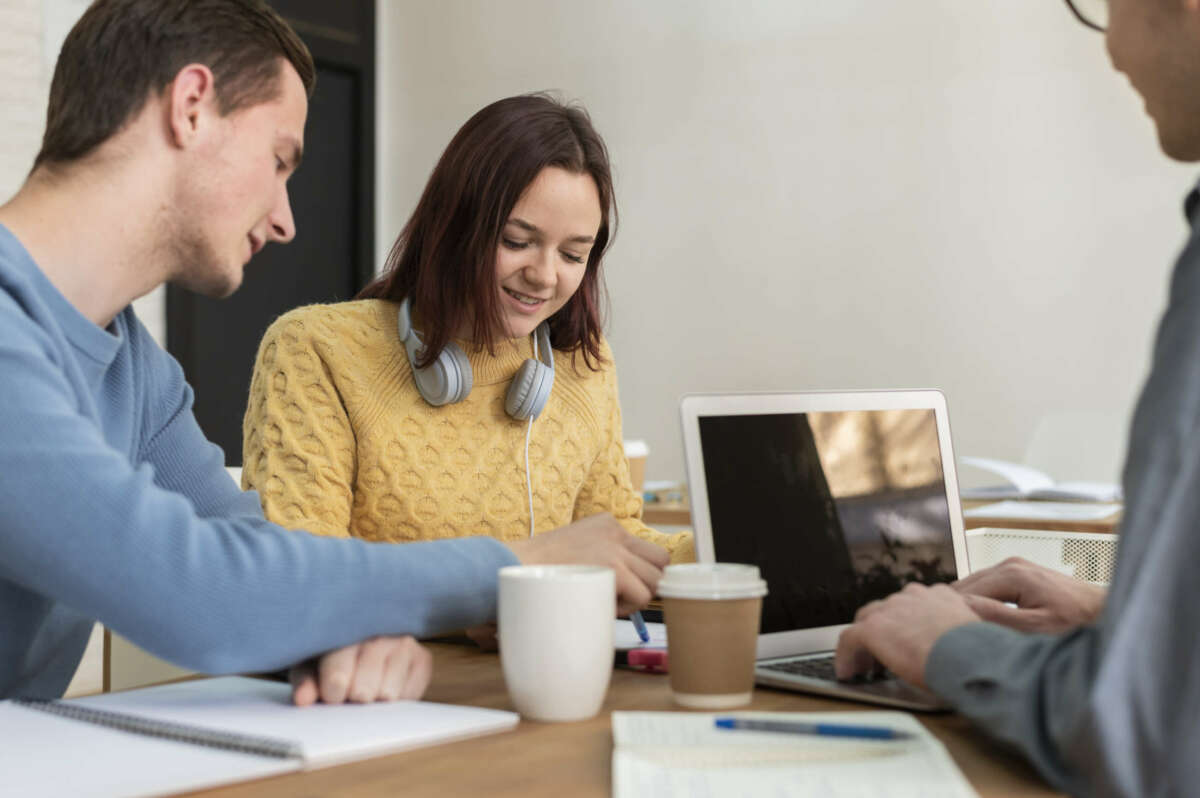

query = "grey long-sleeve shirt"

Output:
[[925, 182, 1200, 797]]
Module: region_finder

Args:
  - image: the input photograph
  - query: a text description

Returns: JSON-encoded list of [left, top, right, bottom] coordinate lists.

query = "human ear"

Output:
[[165, 63, 217, 149]]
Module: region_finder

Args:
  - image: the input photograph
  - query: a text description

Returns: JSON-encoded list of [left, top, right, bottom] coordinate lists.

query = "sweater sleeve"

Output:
[[0, 301, 516, 677], [571, 346, 694, 564], [241, 310, 356, 538]]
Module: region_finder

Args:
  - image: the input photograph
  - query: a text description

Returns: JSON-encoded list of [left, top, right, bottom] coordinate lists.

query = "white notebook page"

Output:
[[0, 675, 519, 797], [72, 676, 519, 768], [612, 710, 978, 798]]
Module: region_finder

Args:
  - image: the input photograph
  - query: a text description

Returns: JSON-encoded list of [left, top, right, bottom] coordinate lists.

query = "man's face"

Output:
[[1107, 0, 1200, 161], [172, 60, 307, 298]]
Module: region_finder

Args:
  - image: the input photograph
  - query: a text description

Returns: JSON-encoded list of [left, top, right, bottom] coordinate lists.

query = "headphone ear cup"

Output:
[[398, 298, 473, 406], [505, 359, 553, 420], [443, 343, 473, 400], [413, 341, 473, 406]]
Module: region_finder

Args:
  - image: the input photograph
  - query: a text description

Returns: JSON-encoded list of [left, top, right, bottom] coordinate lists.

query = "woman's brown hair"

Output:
[[358, 93, 615, 368]]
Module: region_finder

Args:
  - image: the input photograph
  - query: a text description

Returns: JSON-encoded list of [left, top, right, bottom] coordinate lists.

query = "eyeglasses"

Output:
[[1064, 0, 1107, 32]]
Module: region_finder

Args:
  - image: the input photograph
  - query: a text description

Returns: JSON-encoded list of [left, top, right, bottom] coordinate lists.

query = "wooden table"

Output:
[[641, 500, 693, 527], [644, 500, 1121, 536], [184, 643, 1059, 798], [960, 500, 1120, 535]]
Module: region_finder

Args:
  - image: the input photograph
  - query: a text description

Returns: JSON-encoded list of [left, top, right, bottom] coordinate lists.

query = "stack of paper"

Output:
[[960, 456, 1121, 503], [614, 618, 667, 650]]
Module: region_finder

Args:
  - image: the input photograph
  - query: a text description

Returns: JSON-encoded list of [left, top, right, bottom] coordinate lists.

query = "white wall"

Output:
[[0, 0, 43, 193], [0, 0, 165, 344], [377, 0, 1193, 486], [4, 2, 1190, 486]]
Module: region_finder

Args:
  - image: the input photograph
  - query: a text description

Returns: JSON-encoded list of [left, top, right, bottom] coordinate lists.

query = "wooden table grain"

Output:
[[645, 499, 1121, 535], [960, 500, 1121, 535], [182, 643, 1060, 798]]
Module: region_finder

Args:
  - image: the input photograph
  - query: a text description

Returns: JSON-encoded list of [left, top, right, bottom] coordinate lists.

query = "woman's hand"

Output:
[[506, 513, 670, 615], [465, 622, 499, 651]]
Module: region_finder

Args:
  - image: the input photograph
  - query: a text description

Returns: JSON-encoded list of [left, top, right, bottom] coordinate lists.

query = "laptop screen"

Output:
[[696, 408, 957, 635]]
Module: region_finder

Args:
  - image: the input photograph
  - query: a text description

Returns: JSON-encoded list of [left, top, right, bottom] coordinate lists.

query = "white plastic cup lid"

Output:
[[656, 563, 768, 600], [623, 439, 650, 458]]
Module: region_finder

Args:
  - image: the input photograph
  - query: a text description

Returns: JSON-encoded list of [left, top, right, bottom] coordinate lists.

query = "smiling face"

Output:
[[492, 166, 602, 340], [1106, 0, 1200, 161], [171, 59, 306, 297]]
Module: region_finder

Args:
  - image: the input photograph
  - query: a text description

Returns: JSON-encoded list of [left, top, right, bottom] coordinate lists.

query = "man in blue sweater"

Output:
[[836, 0, 1200, 794], [0, 0, 668, 704]]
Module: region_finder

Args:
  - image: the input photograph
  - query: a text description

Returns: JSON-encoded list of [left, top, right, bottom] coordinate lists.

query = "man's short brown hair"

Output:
[[35, 0, 315, 169]]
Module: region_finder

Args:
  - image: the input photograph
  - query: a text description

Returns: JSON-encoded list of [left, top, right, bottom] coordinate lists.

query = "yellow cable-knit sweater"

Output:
[[242, 299, 693, 562]]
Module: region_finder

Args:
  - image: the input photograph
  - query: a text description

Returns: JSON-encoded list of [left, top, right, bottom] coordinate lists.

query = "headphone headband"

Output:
[[396, 296, 416, 341]]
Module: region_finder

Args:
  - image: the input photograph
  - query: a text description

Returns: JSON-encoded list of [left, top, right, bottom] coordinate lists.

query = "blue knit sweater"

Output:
[[0, 224, 516, 698]]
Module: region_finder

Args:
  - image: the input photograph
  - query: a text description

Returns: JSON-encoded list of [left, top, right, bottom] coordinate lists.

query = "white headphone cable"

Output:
[[524, 415, 534, 538], [525, 330, 538, 539]]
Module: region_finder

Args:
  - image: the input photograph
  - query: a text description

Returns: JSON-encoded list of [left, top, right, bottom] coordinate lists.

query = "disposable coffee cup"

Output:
[[657, 563, 767, 709], [623, 439, 649, 494]]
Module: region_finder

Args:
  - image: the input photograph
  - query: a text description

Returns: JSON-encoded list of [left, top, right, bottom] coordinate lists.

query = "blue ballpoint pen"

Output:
[[629, 610, 650, 643], [714, 717, 915, 740]]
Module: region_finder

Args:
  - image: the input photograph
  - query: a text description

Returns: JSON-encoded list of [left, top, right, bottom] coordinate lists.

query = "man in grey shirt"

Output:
[[836, 1, 1200, 795]]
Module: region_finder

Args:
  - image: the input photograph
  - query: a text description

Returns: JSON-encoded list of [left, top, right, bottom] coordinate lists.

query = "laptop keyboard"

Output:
[[759, 655, 890, 684]]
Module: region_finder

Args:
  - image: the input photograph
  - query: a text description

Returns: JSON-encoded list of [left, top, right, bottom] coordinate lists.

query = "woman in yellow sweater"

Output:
[[241, 94, 693, 585]]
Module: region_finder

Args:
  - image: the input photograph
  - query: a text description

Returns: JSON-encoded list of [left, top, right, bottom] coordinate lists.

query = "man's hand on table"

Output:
[[505, 513, 670, 616], [289, 636, 433, 706], [952, 556, 1107, 634], [834, 583, 980, 687]]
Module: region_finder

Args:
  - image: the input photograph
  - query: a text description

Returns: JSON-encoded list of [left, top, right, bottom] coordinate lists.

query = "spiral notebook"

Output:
[[0, 676, 519, 797]]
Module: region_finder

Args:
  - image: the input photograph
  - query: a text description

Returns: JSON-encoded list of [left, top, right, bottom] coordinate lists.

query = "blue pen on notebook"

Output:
[[714, 717, 915, 741], [629, 610, 651, 643]]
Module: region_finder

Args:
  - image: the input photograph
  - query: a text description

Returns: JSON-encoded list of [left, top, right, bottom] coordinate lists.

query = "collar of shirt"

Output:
[[1184, 175, 1200, 227]]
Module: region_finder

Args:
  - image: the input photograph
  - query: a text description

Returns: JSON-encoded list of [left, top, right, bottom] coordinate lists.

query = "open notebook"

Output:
[[612, 710, 978, 798], [0, 676, 518, 797]]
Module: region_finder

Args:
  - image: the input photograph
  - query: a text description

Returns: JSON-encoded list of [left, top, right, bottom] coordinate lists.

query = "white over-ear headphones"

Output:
[[396, 297, 555, 421]]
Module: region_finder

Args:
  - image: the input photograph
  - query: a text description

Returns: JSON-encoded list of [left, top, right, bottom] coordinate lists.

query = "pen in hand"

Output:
[[629, 610, 650, 643], [714, 718, 915, 740]]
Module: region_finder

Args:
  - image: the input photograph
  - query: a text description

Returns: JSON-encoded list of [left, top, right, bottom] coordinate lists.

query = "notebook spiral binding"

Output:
[[14, 698, 303, 760]]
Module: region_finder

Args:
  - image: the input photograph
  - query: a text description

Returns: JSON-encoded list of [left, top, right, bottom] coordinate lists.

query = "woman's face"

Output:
[[491, 166, 601, 340]]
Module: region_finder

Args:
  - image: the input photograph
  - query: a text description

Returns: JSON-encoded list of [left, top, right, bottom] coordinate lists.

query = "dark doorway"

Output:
[[166, 1, 375, 465]]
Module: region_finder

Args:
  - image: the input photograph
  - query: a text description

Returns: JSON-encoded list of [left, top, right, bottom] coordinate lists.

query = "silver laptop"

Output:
[[680, 390, 970, 712]]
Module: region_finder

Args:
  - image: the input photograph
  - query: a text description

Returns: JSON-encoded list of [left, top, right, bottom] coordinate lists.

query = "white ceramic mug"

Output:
[[498, 565, 615, 722]]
